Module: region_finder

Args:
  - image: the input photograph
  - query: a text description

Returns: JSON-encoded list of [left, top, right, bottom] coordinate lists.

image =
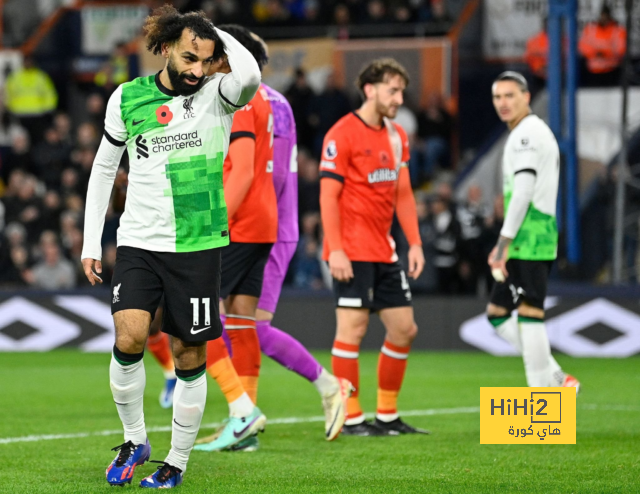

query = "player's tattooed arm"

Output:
[[488, 236, 512, 282]]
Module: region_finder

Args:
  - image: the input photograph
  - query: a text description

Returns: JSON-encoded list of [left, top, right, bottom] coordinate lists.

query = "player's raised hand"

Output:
[[329, 250, 353, 282], [407, 245, 425, 279], [82, 258, 103, 286]]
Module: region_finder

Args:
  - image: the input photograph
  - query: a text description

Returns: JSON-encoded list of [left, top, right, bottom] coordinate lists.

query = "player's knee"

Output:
[[405, 321, 418, 342], [114, 334, 146, 355], [487, 303, 509, 318], [336, 322, 367, 344], [517, 303, 544, 319]]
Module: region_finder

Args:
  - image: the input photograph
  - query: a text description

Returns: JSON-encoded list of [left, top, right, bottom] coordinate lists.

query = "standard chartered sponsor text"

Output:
[[151, 131, 202, 152]]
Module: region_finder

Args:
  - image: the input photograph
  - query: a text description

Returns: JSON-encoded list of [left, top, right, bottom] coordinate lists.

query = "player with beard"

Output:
[[81, 6, 260, 488], [320, 59, 429, 436]]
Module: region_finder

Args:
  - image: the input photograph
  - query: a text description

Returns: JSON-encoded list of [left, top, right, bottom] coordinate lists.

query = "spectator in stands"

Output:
[[0, 100, 26, 169], [94, 43, 130, 97], [431, 0, 452, 24], [3, 129, 32, 181], [4, 56, 58, 143], [32, 127, 71, 189], [298, 148, 321, 220], [414, 93, 452, 185], [456, 185, 490, 294], [53, 112, 73, 147], [333, 4, 351, 39], [363, 0, 388, 23], [285, 68, 315, 151], [25, 232, 76, 289], [524, 18, 549, 89], [0, 243, 30, 286], [294, 212, 324, 289], [85, 93, 106, 133], [308, 72, 351, 157], [41, 190, 63, 235], [579, 5, 626, 86], [429, 193, 462, 294], [74, 122, 99, 150], [3, 174, 42, 244]]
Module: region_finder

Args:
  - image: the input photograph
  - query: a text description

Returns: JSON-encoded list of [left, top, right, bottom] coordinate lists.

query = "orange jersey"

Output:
[[320, 112, 410, 263], [223, 84, 277, 243]]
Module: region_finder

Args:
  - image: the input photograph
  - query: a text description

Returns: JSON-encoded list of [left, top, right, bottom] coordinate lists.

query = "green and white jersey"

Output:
[[82, 28, 261, 260], [502, 114, 559, 261]]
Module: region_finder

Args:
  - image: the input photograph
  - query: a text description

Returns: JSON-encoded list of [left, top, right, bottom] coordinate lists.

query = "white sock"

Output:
[[165, 373, 207, 472], [110, 355, 147, 445], [492, 315, 522, 352], [228, 392, 255, 418], [519, 317, 552, 387], [492, 315, 564, 385], [548, 357, 565, 386], [313, 368, 340, 397]]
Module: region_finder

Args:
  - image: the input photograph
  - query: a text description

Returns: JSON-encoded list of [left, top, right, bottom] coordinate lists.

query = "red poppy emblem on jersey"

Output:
[[156, 105, 173, 124]]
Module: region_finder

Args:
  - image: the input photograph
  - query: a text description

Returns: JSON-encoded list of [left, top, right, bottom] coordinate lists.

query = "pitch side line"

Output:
[[0, 406, 478, 445], [0, 404, 636, 445]]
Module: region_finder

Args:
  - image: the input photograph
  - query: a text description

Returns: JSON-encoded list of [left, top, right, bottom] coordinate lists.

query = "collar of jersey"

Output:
[[155, 71, 179, 97], [351, 111, 385, 132]]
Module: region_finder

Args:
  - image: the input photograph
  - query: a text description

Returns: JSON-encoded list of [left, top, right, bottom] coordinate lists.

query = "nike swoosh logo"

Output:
[[174, 419, 189, 428], [132, 119, 145, 126], [233, 417, 259, 438], [190, 326, 211, 334]]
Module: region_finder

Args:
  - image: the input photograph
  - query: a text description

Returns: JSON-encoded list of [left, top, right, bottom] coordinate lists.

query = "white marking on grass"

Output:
[[0, 406, 478, 445], [1, 404, 636, 445]]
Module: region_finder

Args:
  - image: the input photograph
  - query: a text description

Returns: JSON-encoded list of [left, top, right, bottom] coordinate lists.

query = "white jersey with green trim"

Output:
[[502, 114, 559, 260], [82, 28, 260, 261]]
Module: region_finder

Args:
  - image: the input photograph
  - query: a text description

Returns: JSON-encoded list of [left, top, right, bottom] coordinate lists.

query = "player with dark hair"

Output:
[[487, 71, 580, 392], [194, 26, 351, 453], [320, 58, 428, 436], [81, 6, 260, 488]]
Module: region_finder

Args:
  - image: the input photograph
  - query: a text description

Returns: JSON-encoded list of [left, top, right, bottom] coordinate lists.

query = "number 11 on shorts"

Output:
[[190, 298, 211, 326]]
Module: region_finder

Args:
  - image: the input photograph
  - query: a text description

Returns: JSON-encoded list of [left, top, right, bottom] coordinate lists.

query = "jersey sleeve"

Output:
[[510, 129, 541, 176], [229, 104, 256, 141], [215, 27, 261, 112], [319, 128, 350, 182], [103, 85, 127, 146]]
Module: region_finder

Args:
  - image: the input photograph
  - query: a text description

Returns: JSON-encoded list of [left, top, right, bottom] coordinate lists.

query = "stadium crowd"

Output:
[[0, 1, 631, 292]]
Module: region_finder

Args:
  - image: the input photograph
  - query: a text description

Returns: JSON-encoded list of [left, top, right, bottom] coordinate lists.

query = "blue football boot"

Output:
[[106, 439, 151, 486], [140, 461, 183, 489], [159, 378, 177, 409]]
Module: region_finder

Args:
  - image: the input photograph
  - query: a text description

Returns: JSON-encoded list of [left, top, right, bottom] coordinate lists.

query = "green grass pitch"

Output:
[[1, 351, 638, 493]]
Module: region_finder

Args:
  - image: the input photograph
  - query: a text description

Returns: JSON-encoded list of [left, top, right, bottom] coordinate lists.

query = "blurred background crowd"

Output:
[[0, 0, 637, 292]]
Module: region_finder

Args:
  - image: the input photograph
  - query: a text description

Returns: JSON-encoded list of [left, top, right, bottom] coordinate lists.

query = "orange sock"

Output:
[[147, 332, 174, 378], [206, 337, 245, 404], [377, 340, 410, 421], [226, 315, 261, 404], [332, 340, 363, 424]]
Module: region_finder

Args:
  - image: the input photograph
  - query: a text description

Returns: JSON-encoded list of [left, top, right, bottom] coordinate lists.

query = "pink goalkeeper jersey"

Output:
[[264, 84, 299, 242]]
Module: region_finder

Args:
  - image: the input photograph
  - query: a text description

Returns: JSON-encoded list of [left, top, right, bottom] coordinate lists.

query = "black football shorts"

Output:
[[332, 260, 412, 312], [111, 246, 222, 343], [220, 242, 273, 299], [489, 259, 553, 311]]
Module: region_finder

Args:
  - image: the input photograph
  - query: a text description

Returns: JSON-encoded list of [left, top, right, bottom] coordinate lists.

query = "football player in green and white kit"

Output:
[[486, 72, 580, 392], [81, 6, 261, 489]]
